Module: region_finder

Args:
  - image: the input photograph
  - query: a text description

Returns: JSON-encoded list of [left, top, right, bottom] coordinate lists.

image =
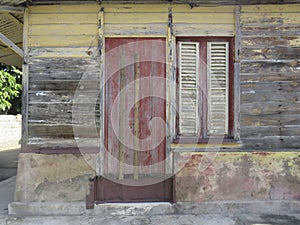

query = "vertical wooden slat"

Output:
[[21, 7, 29, 148], [166, 8, 175, 175], [98, 7, 105, 176], [118, 56, 126, 180], [134, 54, 140, 180], [234, 5, 241, 140]]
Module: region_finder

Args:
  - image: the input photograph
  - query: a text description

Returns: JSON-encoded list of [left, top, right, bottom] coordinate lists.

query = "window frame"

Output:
[[174, 37, 235, 143]]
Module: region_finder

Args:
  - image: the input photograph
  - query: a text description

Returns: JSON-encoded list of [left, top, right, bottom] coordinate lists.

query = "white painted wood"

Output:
[[178, 42, 199, 136], [0, 32, 23, 57], [207, 42, 229, 135]]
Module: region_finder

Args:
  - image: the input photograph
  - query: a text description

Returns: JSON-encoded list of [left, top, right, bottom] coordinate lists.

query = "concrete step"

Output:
[[8, 200, 300, 217]]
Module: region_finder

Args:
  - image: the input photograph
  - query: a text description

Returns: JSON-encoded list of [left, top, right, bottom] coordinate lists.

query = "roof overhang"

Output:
[[29, 0, 300, 5], [0, 1, 25, 67]]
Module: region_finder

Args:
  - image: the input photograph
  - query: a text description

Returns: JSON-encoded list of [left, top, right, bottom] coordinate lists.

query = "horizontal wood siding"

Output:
[[172, 5, 235, 36], [240, 4, 300, 149], [102, 4, 168, 36], [26, 5, 101, 150]]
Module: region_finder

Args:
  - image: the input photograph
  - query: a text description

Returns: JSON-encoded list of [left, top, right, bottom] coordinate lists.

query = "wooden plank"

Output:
[[23, 7, 29, 64], [29, 13, 98, 25], [241, 137, 300, 149], [173, 24, 234, 36], [241, 61, 299, 74], [28, 113, 99, 125], [234, 6, 241, 140], [240, 72, 299, 82], [241, 4, 300, 13], [241, 91, 300, 103], [102, 4, 169, 13], [27, 137, 100, 149], [2, 13, 23, 27], [173, 13, 234, 24], [29, 5, 100, 14], [29, 70, 100, 81], [241, 80, 300, 92], [241, 47, 300, 60], [241, 36, 300, 48], [29, 80, 100, 91], [240, 102, 300, 116], [28, 91, 99, 104], [133, 54, 140, 180], [241, 24, 300, 36], [98, 7, 105, 176], [29, 24, 97, 36], [241, 126, 300, 137], [118, 55, 126, 180], [28, 103, 100, 118], [0, 6, 24, 14], [0, 32, 24, 57], [21, 64, 29, 148], [105, 24, 167, 36], [104, 12, 167, 24], [28, 124, 99, 138], [241, 114, 300, 126], [241, 13, 300, 24], [29, 47, 99, 58], [28, 57, 99, 68], [172, 5, 234, 13], [28, 35, 98, 47], [240, 126, 281, 138]]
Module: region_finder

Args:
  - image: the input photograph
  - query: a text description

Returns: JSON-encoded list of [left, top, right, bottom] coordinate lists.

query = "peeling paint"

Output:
[[175, 152, 300, 202]]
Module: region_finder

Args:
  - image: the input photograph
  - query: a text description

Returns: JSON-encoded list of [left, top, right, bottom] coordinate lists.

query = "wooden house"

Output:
[[0, 0, 299, 215]]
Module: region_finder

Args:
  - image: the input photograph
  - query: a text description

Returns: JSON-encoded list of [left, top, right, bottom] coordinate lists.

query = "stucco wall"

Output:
[[175, 152, 300, 202], [14, 153, 96, 202], [0, 115, 22, 151]]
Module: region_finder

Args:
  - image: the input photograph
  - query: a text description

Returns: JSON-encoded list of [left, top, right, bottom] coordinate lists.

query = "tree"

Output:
[[0, 64, 22, 114]]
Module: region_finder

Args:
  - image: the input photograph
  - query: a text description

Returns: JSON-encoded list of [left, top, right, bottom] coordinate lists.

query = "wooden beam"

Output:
[[0, 6, 24, 14], [0, 32, 23, 57]]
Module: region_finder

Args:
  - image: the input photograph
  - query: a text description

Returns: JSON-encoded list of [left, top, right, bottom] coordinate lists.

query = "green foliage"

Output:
[[0, 64, 22, 113]]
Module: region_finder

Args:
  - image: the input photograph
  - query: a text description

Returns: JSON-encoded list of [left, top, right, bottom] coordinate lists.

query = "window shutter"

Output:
[[207, 42, 229, 135], [178, 42, 199, 136]]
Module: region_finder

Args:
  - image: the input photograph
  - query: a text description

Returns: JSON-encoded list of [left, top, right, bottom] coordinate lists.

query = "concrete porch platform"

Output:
[[8, 200, 300, 217]]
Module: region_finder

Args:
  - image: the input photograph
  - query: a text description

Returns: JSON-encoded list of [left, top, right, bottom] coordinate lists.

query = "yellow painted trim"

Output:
[[173, 13, 234, 24], [29, 24, 98, 36], [28, 35, 98, 47], [172, 5, 235, 13], [104, 12, 168, 24], [29, 13, 98, 25], [29, 5, 100, 14], [171, 142, 242, 149], [101, 4, 169, 13]]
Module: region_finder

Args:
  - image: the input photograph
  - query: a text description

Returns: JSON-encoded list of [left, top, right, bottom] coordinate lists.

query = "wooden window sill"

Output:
[[171, 141, 242, 150]]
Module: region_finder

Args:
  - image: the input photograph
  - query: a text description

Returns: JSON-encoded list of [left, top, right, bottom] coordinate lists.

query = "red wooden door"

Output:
[[100, 38, 172, 202]]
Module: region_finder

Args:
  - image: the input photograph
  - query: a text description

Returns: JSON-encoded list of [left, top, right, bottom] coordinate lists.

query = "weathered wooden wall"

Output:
[[240, 5, 300, 149], [24, 3, 300, 151], [25, 5, 101, 150]]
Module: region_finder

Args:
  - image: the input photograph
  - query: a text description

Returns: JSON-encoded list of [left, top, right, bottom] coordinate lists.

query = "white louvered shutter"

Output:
[[178, 42, 199, 135], [207, 42, 229, 135]]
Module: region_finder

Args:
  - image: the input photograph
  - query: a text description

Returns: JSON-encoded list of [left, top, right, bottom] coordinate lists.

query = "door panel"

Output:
[[104, 38, 166, 182]]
